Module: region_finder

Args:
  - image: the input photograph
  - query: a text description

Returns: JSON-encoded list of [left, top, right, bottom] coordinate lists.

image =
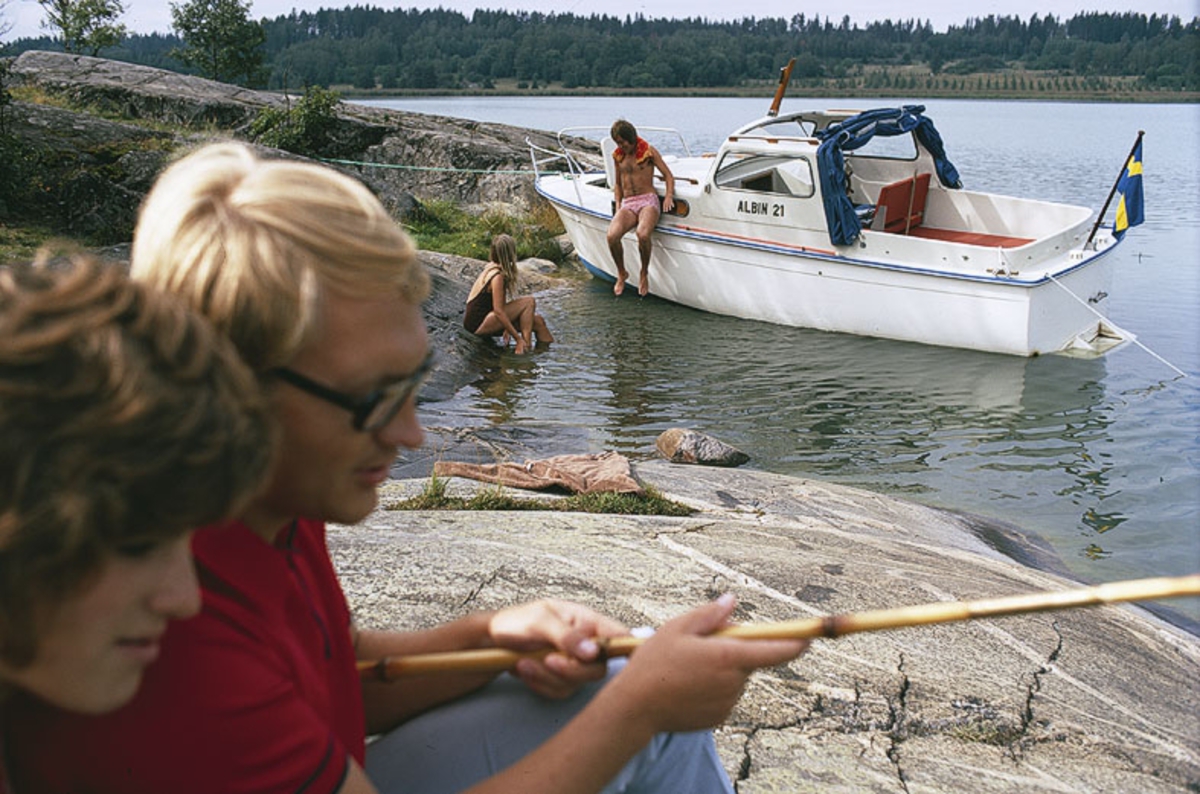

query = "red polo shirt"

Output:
[[8, 518, 365, 794]]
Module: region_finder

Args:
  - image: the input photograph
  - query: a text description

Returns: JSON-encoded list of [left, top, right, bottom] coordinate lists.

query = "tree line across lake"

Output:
[[4, 7, 1198, 96]]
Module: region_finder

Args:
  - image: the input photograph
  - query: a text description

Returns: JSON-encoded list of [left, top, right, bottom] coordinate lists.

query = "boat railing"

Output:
[[527, 137, 595, 206], [528, 126, 692, 205], [554, 125, 693, 160]]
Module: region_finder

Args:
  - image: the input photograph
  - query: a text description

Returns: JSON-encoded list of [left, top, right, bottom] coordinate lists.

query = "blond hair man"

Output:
[[10, 144, 804, 794]]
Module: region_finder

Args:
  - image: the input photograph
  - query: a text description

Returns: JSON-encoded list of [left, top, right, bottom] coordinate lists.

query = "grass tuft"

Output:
[[403, 199, 565, 263], [386, 480, 693, 516]]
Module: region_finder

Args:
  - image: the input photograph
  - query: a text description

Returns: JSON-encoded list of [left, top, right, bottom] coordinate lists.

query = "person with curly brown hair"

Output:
[[0, 256, 274, 791]]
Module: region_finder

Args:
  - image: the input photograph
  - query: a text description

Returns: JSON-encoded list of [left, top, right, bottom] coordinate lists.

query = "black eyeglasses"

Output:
[[271, 351, 434, 432]]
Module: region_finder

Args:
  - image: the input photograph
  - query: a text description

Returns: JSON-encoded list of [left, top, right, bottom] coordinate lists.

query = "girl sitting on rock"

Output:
[[463, 234, 553, 353]]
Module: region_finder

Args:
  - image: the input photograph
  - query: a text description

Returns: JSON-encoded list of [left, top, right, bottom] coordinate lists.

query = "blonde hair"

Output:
[[489, 233, 518, 301], [0, 256, 274, 667], [131, 142, 430, 371]]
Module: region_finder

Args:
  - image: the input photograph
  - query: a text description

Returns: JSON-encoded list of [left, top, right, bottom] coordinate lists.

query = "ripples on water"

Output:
[[393, 97, 1200, 624]]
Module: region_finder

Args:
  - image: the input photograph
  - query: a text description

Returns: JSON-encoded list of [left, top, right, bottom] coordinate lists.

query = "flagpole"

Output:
[[1086, 130, 1144, 248]]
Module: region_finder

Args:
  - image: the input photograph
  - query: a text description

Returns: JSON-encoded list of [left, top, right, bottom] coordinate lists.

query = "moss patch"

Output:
[[385, 475, 693, 516], [404, 200, 566, 264]]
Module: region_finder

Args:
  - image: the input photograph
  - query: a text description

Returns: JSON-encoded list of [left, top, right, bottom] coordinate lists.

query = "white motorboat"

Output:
[[528, 90, 1138, 357]]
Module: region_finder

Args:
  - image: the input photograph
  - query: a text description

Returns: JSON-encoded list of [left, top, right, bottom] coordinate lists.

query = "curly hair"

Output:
[[0, 257, 275, 668], [131, 142, 431, 372]]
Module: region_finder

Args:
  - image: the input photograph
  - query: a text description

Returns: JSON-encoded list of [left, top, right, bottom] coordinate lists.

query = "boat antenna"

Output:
[[1085, 130, 1144, 248], [767, 58, 796, 118]]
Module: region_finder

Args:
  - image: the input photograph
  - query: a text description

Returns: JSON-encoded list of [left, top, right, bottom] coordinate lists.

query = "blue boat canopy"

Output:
[[814, 106, 963, 246]]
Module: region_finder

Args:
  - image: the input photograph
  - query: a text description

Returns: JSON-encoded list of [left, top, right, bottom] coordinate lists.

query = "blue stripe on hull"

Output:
[[579, 257, 612, 281], [536, 182, 1121, 288]]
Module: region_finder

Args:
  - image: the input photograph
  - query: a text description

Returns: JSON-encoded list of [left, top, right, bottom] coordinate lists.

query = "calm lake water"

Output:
[[357, 96, 1200, 623]]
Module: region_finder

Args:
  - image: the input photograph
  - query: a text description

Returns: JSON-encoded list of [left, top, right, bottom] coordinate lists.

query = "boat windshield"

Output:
[[845, 134, 917, 161], [815, 105, 963, 246], [744, 117, 817, 138]]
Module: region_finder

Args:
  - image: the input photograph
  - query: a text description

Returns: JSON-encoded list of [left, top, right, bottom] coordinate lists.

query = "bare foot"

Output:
[[614, 270, 627, 296], [638, 270, 650, 297]]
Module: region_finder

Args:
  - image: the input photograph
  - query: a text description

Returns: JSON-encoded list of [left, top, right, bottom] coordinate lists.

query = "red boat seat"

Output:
[[873, 174, 1033, 248], [875, 173, 931, 235]]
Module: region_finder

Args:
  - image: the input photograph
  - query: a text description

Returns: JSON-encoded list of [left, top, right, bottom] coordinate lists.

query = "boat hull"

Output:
[[541, 188, 1120, 357]]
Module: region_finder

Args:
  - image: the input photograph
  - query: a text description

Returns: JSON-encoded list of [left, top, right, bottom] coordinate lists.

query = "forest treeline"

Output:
[[5, 7, 1198, 94]]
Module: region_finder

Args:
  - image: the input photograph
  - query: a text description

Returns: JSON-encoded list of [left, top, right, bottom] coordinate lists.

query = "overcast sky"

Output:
[[4, 0, 1198, 42]]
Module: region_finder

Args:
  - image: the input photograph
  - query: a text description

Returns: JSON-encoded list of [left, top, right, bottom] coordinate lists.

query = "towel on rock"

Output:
[[432, 451, 643, 495]]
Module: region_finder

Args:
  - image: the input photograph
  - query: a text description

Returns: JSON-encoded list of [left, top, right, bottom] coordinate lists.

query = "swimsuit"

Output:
[[463, 271, 500, 335], [614, 138, 661, 218], [620, 192, 660, 217]]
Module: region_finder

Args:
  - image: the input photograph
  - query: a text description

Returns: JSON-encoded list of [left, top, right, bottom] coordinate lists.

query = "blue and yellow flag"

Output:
[[1113, 139, 1144, 240]]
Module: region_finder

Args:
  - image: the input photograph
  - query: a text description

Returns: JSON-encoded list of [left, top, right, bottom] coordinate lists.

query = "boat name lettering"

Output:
[[736, 200, 784, 218]]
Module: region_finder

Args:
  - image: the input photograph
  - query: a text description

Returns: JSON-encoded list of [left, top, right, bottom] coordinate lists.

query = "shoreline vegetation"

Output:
[[0, 17, 1190, 263], [339, 75, 1199, 105], [4, 9, 1195, 104]]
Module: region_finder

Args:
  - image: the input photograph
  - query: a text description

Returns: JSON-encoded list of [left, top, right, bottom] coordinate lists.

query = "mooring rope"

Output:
[[319, 157, 538, 176], [1047, 272, 1186, 378]]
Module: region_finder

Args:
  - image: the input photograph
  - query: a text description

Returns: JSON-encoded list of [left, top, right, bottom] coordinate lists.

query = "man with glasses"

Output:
[[9, 143, 805, 794]]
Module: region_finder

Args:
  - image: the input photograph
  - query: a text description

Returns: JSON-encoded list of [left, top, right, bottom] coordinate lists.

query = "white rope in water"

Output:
[[1047, 273, 1187, 378]]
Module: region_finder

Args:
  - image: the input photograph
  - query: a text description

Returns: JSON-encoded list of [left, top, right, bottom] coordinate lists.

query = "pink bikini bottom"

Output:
[[620, 193, 660, 216]]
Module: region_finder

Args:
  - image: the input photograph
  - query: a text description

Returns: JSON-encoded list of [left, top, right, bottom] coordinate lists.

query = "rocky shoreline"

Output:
[[5, 50, 591, 244], [11, 50, 1199, 790], [332, 462, 1200, 793]]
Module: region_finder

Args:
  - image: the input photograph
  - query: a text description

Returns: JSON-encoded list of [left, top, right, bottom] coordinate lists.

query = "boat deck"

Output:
[[905, 226, 1034, 248], [874, 174, 1034, 248]]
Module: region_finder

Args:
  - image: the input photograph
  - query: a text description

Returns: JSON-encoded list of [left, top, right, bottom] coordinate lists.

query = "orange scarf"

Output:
[[612, 137, 651, 164]]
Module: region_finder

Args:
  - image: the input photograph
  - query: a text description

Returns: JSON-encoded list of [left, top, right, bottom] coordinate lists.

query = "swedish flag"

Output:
[[1113, 139, 1144, 240]]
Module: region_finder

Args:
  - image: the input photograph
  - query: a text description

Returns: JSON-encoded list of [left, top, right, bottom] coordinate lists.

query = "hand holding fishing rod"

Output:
[[360, 574, 1200, 681]]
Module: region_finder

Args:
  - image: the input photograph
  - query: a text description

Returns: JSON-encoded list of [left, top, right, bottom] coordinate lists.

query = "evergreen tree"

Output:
[[7, 6, 1196, 93]]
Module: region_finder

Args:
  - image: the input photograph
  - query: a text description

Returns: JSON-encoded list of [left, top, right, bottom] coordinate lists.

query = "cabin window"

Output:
[[713, 153, 815, 198], [845, 133, 918, 162]]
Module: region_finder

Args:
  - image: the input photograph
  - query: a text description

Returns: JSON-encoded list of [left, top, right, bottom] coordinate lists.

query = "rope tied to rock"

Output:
[[319, 157, 538, 175]]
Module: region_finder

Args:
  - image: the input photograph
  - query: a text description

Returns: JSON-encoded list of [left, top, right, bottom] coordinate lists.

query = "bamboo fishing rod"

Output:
[[359, 574, 1200, 682]]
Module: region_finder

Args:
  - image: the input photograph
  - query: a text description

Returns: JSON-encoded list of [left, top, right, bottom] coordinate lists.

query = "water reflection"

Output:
[[597, 304, 661, 423], [465, 342, 544, 426], [381, 93, 1196, 622], [434, 279, 1119, 523]]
